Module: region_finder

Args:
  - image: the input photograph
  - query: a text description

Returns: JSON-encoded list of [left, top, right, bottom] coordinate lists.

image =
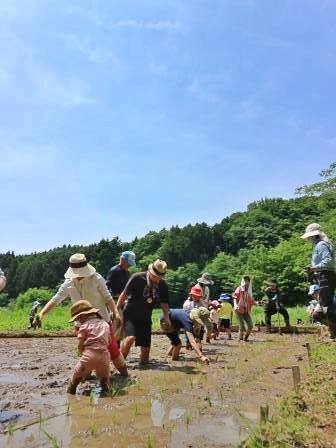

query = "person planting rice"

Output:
[[301, 223, 336, 339], [67, 300, 111, 394], [36, 253, 127, 376], [263, 279, 290, 332], [0, 267, 6, 292], [106, 251, 136, 346], [306, 284, 325, 325], [183, 285, 207, 311], [233, 276, 258, 342], [160, 307, 212, 364], [209, 300, 221, 340], [116, 259, 171, 365], [218, 293, 233, 340]]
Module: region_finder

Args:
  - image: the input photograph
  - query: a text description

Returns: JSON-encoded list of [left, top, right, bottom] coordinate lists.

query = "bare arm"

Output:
[[116, 290, 127, 310], [39, 300, 57, 320], [186, 331, 209, 364], [161, 302, 170, 324]]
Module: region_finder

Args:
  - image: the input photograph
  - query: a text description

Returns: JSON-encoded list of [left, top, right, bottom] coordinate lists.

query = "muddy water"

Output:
[[0, 334, 313, 447]]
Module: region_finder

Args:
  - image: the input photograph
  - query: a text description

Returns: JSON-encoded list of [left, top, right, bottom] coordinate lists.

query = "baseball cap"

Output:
[[219, 293, 231, 301], [121, 251, 136, 266], [308, 284, 320, 295]]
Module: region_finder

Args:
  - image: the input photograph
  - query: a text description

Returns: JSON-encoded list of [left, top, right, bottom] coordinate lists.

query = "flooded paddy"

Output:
[[0, 333, 313, 447]]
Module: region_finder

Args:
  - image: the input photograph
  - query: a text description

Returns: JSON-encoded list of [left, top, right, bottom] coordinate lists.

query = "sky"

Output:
[[0, 0, 335, 254]]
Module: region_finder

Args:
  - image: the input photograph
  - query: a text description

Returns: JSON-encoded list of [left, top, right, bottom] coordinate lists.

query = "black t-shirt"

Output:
[[124, 272, 169, 320], [265, 287, 281, 302], [106, 265, 130, 296]]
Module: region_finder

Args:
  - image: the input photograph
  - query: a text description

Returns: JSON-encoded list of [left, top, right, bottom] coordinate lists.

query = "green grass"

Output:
[[241, 343, 336, 448], [0, 305, 309, 333]]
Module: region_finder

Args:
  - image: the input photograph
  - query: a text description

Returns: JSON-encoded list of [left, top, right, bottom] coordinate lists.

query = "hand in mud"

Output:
[[32, 315, 42, 329], [201, 355, 210, 365]]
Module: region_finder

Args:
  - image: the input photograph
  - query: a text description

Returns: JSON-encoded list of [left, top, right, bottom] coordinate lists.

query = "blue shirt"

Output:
[[312, 241, 335, 271], [165, 309, 193, 333]]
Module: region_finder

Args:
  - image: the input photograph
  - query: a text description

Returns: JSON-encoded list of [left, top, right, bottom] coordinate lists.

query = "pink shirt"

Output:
[[233, 287, 255, 314], [77, 316, 110, 351]]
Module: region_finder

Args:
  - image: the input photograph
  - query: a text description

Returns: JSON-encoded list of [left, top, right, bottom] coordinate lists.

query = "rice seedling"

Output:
[[219, 390, 224, 402], [146, 433, 154, 448], [6, 421, 15, 436], [38, 410, 44, 428], [107, 384, 121, 398], [184, 411, 192, 427], [205, 396, 212, 407], [134, 404, 140, 416], [65, 400, 70, 416], [90, 422, 98, 437], [41, 429, 62, 448], [89, 389, 96, 406]]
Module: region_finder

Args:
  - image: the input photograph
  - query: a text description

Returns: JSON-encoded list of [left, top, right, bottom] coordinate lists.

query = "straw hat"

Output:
[[69, 300, 100, 322], [64, 254, 96, 279], [148, 259, 167, 278], [197, 272, 214, 286], [300, 223, 323, 240], [190, 307, 213, 333]]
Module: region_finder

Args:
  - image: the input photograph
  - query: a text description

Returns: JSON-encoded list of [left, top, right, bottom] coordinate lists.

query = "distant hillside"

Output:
[[1, 163, 335, 305]]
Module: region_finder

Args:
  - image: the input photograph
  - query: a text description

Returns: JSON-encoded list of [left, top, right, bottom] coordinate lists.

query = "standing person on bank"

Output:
[[106, 251, 136, 345], [36, 253, 127, 375], [0, 268, 6, 292], [301, 223, 336, 338], [264, 279, 290, 332], [116, 259, 171, 365], [196, 273, 214, 307], [233, 276, 257, 342]]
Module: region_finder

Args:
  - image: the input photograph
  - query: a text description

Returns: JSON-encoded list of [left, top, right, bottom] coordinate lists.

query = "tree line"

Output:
[[1, 163, 335, 307]]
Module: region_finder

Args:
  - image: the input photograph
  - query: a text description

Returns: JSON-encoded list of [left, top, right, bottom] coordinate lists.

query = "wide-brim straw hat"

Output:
[[64, 253, 96, 279], [148, 259, 167, 278], [69, 299, 100, 322], [300, 223, 322, 240], [190, 307, 213, 333], [197, 272, 214, 286]]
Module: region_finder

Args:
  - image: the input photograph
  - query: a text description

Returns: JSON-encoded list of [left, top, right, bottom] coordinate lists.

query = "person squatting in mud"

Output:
[[160, 307, 212, 364], [35, 253, 128, 376], [67, 300, 111, 394], [116, 259, 171, 365], [233, 275, 258, 342], [301, 223, 336, 339]]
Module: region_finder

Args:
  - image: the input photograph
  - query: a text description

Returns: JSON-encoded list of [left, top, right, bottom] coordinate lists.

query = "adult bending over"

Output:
[[117, 259, 171, 365]]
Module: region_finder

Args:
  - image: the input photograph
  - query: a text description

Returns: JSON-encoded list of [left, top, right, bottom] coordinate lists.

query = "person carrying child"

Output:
[[233, 276, 258, 342], [218, 293, 233, 340], [67, 300, 111, 394], [28, 301, 41, 329]]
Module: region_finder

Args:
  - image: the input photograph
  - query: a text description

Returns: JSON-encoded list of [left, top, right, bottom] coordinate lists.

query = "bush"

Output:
[[15, 287, 53, 308]]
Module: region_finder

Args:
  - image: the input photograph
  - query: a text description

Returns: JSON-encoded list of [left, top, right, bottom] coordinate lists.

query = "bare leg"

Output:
[[112, 353, 128, 376], [167, 345, 174, 356], [140, 346, 150, 365], [121, 336, 135, 359], [171, 343, 182, 360]]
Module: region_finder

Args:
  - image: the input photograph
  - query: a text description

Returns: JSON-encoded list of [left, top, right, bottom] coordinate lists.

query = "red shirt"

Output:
[[233, 287, 255, 314]]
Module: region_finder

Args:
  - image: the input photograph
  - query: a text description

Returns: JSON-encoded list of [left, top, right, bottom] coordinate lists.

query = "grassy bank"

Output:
[[0, 305, 309, 333], [242, 343, 336, 448]]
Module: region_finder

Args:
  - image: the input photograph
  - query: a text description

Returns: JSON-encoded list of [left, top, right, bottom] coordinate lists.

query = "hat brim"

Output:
[[191, 315, 213, 333], [197, 278, 214, 286], [69, 307, 100, 322], [191, 293, 202, 299], [300, 230, 321, 240], [64, 263, 96, 279], [148, 264, 166, 278]]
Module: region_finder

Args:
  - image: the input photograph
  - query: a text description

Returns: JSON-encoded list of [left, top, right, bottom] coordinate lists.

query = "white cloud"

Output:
[[108, 19, 182, 32], [65, 34, 115, 64]]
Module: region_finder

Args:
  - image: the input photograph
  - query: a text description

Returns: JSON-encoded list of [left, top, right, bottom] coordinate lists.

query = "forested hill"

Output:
[[1, 163, 335, 305]]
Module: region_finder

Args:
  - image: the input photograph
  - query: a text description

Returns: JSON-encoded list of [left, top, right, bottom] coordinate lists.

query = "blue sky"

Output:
[[1, 0, 335, 254]]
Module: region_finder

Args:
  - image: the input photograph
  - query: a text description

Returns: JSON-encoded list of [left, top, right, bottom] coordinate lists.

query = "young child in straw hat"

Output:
[[67, 300, 111, 394]]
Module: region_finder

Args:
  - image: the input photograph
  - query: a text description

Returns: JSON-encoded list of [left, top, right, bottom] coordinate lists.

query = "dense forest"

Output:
[[1, 163, 335, 307]]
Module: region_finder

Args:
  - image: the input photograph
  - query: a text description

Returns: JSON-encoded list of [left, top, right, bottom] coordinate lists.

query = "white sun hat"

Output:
[[300, 223, 323, 240], [64, 253, 96, 279]]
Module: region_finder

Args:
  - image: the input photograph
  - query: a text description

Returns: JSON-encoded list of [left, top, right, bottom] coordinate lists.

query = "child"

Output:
[[29, 301, 41, 329], [183, 286, 206, 311], [218, 293, 233, 339], [307, 284, 325, 324], [67, 300, 111, 394], [209, 300, 221, 340]]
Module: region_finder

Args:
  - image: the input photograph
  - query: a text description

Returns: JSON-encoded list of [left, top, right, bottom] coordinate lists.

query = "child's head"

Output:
[[69, 300, 101, 323], [242, 275, 250, 289], [189, 286, 202, 302], [308, 284, 320, 300]]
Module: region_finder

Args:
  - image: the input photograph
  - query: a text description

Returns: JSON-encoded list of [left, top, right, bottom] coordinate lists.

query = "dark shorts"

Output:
[[124, 317, 152, 347], [219, 318, 231, 329], [166, 332, 182, 347]]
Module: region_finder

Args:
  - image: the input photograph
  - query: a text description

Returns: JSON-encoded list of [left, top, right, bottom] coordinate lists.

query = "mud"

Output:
[[0, 333, 314, 447]]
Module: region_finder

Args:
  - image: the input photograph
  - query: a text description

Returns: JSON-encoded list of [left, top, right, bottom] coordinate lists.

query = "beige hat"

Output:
[[148, 259, 167, 277], [64, 253, 96, 279], [300, 223, 322, 240], [190, 307, 213, 333], [69, 300, 100, 322]]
